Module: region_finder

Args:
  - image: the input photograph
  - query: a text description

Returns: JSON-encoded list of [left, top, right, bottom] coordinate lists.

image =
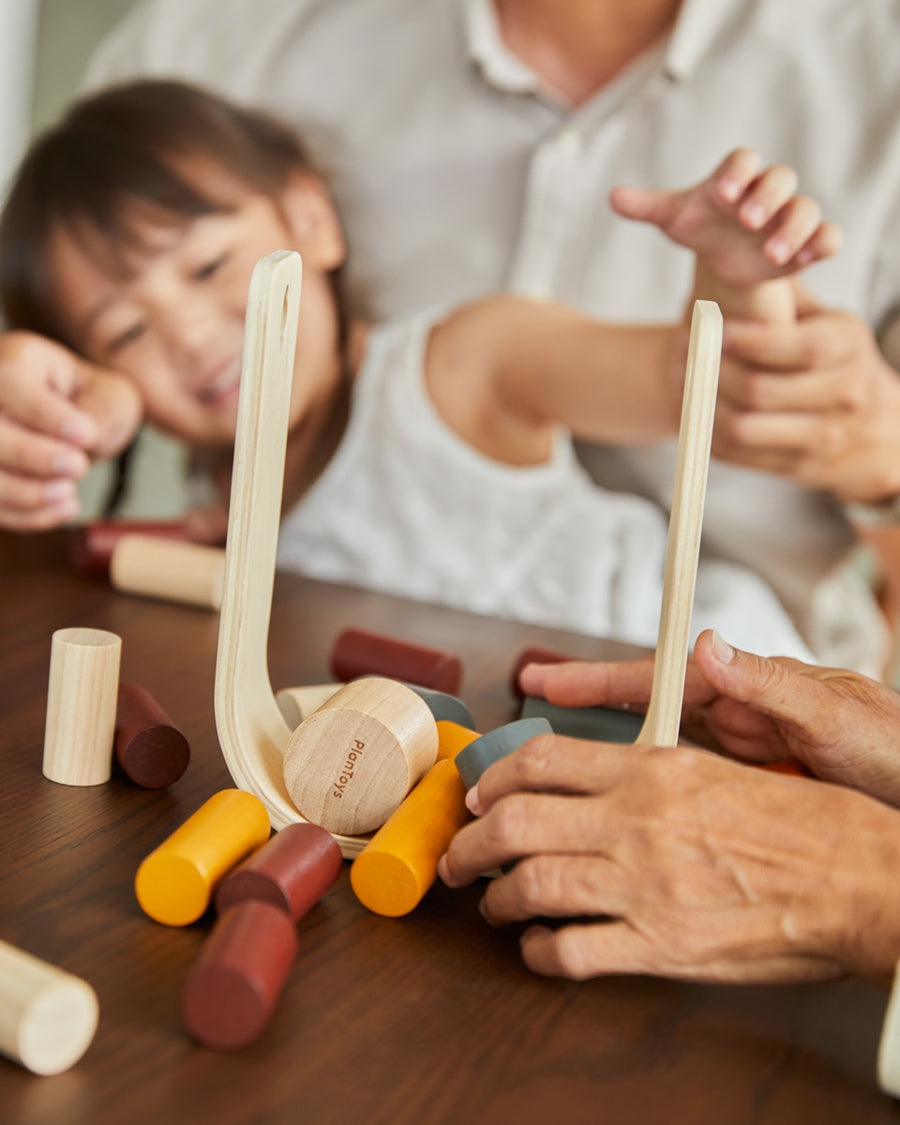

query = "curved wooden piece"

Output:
[[213, 251, 370, 857], [214, 251, 310, 835], [635, 299, 723, 747]]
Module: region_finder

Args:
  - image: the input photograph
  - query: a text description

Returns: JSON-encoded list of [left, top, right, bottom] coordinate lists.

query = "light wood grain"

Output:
[[275, 683, 345, 728], [282, 678, 438, 836], [635, 300, 723, 747], [110, 535, 226, 609], [0, 940, 98, 1076], [42, 626, 121, 786]]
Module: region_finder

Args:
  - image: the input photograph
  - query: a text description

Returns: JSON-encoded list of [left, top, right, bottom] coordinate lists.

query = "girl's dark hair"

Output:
[[0, 80, 344, 517], [0, 79, 316, 347]]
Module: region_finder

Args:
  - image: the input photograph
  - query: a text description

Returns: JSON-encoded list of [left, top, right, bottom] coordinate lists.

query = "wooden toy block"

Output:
[[405, 685, 475, 729], [115, 682, 190, 789], [215, 822, 342, 922], [0, 940, 98, 1075], [508, 646, 573, 698], [455, 718, 553, 791], [350, 756, 472, 917], [634, 301, 722, 747], [180, 900, 298, 1051], [330, 627, 463, 694], [519, 696, 643, 743], [43, 626, 121, 786], [135, 789, 270, 926], [275, 683, 345, 729], [435, 720, 482, 762], [110, 534, 226, 610], [67, 518, 189, 576], [282, 678, 439, 837]]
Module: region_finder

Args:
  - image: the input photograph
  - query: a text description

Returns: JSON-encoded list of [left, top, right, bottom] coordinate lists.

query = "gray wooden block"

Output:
[[519, 696, 643, 743], [455, 718, 553, 790]]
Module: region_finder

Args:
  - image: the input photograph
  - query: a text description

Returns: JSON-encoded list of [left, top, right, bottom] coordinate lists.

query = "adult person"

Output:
[[436, 632, 900, 1092], [42, 0, 900, 672], [440, 629, 900, 986]]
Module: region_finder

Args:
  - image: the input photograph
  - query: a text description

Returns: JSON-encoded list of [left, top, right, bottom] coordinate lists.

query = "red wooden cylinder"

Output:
[[115, 682, 190, 789], [180, 900, 298, 1051], [215, 822, 342, 923], [330, 628, 462, 694], [67, 519, 189, 576]]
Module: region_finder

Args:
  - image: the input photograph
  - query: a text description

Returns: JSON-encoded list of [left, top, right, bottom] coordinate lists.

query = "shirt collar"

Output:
[[463, 0, 749, 92]]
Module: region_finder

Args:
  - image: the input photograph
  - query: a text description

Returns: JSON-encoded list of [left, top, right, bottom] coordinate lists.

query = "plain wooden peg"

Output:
[[110, 534, 226, 610], [282, 678, 438, 836], [275, 683, 345, 729], [43, 627, 121, 786], [67, 518, 189, 576], [0, 940, 98, 1075]]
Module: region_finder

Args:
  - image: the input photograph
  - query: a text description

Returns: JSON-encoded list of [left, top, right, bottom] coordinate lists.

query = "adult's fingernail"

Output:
[[710, 630, 736, 664], [518, 663, 548, 695], [465, 783, 483, 816]]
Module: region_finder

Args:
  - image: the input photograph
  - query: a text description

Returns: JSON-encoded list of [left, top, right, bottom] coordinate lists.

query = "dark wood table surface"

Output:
[[1, 530, 898, 1125]]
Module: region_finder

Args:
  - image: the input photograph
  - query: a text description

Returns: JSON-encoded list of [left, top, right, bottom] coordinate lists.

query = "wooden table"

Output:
[[0, 530, 897, 1125]]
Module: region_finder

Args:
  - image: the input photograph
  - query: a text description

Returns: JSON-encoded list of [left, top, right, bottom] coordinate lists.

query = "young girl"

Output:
[[0, 81, 842, 662]]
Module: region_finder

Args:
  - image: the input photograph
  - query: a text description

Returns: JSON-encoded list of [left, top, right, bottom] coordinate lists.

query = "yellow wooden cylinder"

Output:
[[435, 720, 481, 762], [350, 758, 470, 917], [135, 790, 270, 926]]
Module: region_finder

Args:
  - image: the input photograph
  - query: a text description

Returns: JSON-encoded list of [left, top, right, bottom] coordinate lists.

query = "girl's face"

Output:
[[48, 175, 345, 447]]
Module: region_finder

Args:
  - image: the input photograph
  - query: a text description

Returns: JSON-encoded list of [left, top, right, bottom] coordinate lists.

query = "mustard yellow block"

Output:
[[135, 790, 270, 926], [435, 720, 481, 762], [350, 758, 470, 917]]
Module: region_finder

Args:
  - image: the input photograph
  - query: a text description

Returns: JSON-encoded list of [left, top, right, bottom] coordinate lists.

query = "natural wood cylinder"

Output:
[[110, 535, 226, 610], [275, 683, 344, 729], [282, 678, 438, 836], [0, 940, 99, 1075], [43, 627, 121, 786]]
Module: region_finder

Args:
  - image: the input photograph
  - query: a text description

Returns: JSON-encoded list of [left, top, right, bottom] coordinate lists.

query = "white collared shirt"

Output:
[[84, 0, 900, 671]]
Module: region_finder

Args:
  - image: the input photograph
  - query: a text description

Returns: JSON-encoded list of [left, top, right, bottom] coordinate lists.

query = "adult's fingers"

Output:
[[518, 920, 844, 984], [478, 853, 627, 925], [722, 310, 864, 370]]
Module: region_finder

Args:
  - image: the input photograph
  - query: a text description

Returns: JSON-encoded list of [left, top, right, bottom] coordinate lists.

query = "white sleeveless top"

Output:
[[277, 309, 820, 663]]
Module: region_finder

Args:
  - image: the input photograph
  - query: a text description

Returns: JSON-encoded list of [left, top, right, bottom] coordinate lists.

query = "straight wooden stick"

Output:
[[635, 300, 723, 747]]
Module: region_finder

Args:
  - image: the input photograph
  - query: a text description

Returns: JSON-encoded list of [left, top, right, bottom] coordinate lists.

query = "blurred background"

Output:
[[1, 0, 189, 521]]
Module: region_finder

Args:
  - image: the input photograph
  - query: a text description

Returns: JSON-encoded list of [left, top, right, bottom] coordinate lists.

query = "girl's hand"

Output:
[[0, 331, 143, 530]]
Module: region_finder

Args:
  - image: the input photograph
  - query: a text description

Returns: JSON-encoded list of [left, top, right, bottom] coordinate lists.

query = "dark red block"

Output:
[[508, 646, 574, 698], [215, 822, 342, 923], [68, 518, 189, 576], [181, 900, 298, 1051], [330, 627, 463, 694], [115, 682, 190, 789]]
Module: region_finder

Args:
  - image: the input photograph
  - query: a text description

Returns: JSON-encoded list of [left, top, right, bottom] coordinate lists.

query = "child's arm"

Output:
[[0, 330, 144, 531], [426, 300, 685, 465]]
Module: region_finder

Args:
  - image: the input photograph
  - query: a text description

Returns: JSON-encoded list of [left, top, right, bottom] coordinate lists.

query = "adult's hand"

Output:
[[0, 330, 143, 530], [709, 284, 900, 503], [438, 734, 900, 985], [519, 629, 900, 807]]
